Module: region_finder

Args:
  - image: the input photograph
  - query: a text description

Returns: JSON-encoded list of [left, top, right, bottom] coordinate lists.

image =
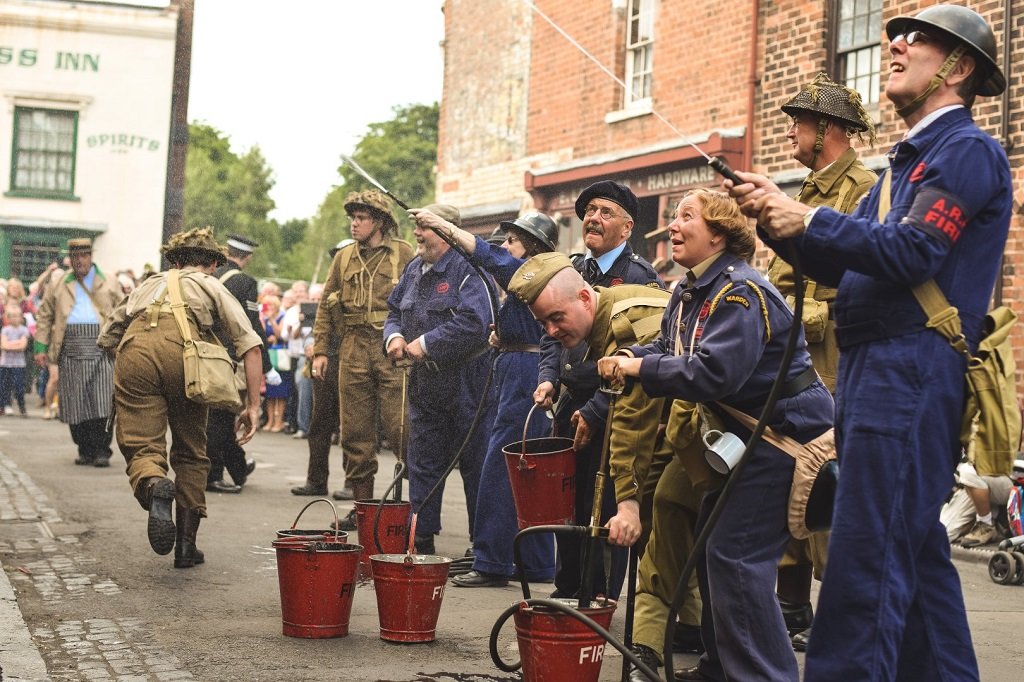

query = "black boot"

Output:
[[145, 477, 176, 555], [291, 482, 328, 496], [174, 505, 204, 568]]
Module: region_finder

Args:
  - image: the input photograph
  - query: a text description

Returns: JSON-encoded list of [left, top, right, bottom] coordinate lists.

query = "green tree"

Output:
[[183, 123, 281, 277], [337, 102, 439, 241]]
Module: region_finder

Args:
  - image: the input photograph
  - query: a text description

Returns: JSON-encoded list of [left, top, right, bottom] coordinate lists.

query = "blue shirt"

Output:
[[66, 268, 100, 325]]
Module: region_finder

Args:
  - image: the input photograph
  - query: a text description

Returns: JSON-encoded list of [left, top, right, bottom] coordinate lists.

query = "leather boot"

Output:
[[174, 505, 204, 569], [145, 477, 176, 555], [333, 477, 374, 532]]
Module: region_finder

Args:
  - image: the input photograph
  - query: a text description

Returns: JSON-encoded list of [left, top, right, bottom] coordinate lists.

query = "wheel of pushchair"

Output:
[[989, 551, 1017, 585], [1012, 552, 1024, 585]]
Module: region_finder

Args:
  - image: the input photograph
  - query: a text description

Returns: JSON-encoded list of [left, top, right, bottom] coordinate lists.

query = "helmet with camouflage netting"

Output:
[[781, 73, 877, 146]]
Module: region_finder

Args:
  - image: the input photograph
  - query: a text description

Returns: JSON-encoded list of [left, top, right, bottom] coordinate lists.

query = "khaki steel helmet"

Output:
[[781, 73, 877, 146], [344, 189, 398, 235], [886, 4, 1005, 97]]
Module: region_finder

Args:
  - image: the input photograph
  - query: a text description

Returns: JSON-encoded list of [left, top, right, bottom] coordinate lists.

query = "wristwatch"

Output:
[[802, 207, 819, 228]]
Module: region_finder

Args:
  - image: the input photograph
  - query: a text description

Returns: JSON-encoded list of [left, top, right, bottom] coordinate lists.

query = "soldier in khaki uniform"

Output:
[[506, 253, 671, 587], [769, 73, 877, 650], [308, 190, 414, 528], [33, 237, 123, 466], [98, 229, 263, 569]]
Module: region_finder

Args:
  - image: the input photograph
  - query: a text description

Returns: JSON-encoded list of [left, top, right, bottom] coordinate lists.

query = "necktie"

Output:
[[583, 258, 601, 285]]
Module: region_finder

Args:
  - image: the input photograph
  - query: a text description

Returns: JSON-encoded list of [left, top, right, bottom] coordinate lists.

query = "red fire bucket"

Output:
[[370, 553, 452, 642], [355, 499, 411, 573], [273, 539, 362, 638], [502, 406, 576, 529], [273, 499, 361, 638], [514, 598, 617, 682]]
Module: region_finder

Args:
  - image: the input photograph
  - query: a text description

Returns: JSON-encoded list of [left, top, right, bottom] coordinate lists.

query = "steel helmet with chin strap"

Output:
[[886, 4, 1005, 98]]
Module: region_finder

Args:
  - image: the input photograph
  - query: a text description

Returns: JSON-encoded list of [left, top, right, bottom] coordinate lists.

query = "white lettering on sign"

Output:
[[432, 584, 445, 601], [579, 644, 605, 664], [645, 165, 715, 191], [86, 134, 161, 153]]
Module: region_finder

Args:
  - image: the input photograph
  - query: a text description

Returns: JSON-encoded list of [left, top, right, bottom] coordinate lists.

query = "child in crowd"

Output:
[[1, 304, 30, 417]]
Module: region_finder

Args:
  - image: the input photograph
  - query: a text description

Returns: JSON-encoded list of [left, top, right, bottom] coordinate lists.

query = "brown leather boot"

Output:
[[174, 505, 204, 569]]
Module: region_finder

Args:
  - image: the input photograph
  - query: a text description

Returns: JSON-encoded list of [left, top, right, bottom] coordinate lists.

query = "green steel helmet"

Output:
[[781, 73, 876, 140], [500, 212, 559, 252], [886, 4, 1005, 97], [485, 226, 507, 246]]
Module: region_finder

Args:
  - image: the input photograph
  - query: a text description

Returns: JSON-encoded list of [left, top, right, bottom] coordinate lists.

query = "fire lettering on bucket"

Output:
[[339, 582, 354, 598], [561, 475, 575, 493], [386, 524, 407, 537], [579, 644, 605, 664], [432, 584, 446, 601]]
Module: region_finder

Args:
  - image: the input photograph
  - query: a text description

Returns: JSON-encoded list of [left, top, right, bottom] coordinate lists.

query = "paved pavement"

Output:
[[2, 400, 1023, 681]]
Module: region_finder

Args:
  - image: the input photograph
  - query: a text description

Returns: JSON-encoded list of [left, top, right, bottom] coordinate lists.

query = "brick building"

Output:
[[438, 0, 1024, 360]]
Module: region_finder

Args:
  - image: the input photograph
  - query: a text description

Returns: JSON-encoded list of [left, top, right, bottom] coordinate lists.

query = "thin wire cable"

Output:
[[523, 0, 712, 163]]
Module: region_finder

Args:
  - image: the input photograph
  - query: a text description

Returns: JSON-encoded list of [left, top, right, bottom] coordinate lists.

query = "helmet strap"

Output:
[[811, 117, 827, 168], [896, 45, 966, 118]]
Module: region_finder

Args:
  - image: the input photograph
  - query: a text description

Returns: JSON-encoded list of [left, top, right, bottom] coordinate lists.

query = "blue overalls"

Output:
[[383, 248, 495, 540], [771, 107, 1013, 681], [467, 237, 555, 580], [631, 254, 833, 681]]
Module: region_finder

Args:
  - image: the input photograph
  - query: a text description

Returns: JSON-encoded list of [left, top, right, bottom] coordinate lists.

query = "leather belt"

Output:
[[498, 343, 540, 353], [835, 316, 920, 349], [730, 366, 819, 412]]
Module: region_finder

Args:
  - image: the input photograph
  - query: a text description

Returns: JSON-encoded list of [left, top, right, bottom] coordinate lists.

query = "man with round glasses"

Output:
[[727, 5, 1010, 680], [535, 179, 663, 602]]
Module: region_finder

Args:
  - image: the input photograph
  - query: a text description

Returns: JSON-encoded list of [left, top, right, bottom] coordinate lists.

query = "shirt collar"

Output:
[[686, 251, 725, 285], [905, 104, 963, 140], [806, 147, 862, 195], [587, 241, 628, 274]]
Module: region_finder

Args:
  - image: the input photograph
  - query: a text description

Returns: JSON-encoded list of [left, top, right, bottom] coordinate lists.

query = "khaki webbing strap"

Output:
[[166, 270, 196, 348], [609, 296, 669, 317], [878, 162, 969, 357], [148, 288, 168, 328], [896, 46, 966, 119], [388, 238, 402, 284], [912, 280, 970, 357]]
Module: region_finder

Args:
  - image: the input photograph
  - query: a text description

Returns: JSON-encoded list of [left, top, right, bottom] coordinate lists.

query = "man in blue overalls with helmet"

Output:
[[728, 5, 1011, 679], [384, 204, 495, 555]]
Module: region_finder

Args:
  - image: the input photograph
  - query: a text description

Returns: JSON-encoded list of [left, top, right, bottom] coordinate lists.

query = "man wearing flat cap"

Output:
[[383, 203, 493, 554], [34, 237, 123, 467], [510, 253, 669, 600], [299, 190, 414, 532], [535, 180, 663, 601], [204, 233, 279, 494]]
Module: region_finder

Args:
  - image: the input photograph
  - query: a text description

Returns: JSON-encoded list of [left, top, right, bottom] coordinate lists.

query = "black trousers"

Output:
[[206, 408, 248, 485], [69, 417, 113, 462]]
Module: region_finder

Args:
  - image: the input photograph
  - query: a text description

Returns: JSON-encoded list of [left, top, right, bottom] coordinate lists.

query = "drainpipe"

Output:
[[744, 0, 761, 172], [163, 0, 194, 251], [996, 0, 1012, 306]]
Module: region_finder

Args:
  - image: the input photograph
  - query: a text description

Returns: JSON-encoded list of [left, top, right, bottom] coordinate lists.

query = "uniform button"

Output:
[[726, 266, 735, 272], [565, 364, 572, 371], [682, 292, 693, 302]]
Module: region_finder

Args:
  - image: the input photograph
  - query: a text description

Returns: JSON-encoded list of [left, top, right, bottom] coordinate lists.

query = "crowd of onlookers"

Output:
[[1, 259, 320, 439]]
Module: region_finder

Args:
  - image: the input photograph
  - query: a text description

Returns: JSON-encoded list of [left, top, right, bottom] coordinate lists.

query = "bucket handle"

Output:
[[518, 403, 547, 470], [289, 498, 342, 544]]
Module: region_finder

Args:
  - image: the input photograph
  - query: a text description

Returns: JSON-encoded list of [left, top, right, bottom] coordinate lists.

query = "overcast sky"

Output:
[[187, 0, 445, 222]]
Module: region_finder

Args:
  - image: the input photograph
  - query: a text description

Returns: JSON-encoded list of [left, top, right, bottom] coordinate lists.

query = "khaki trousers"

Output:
[[114, 315, 210, 515], [633, 447, 703, 662], [338, 326, 406, 484]]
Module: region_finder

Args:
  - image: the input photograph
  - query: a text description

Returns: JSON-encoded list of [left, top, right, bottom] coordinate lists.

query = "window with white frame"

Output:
[[834, 0, 882, 105], [10, 107, 78, 198], [624, 0, 654, 108]]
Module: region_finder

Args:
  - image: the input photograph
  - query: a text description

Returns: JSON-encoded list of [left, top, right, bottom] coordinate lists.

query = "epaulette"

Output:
[[707, 276, 771, 343]]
